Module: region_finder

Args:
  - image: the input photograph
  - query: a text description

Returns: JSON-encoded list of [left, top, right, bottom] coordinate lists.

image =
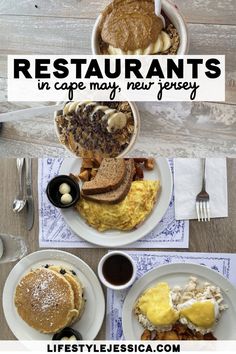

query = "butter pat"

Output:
[[61, 193, 73, 205], [59, 183, 71, 195]]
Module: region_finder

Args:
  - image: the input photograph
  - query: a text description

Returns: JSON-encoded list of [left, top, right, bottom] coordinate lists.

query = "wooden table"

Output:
[[0, 0, 236, 157], [0, 158, 236, 339]]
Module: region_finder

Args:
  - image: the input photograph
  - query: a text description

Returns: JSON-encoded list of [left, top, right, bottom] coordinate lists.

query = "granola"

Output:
[[55, 101, 135, 158]]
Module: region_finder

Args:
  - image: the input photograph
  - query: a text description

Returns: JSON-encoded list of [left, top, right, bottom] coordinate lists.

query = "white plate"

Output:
[[59, 158, 173, 247], [122, 263, 236, 340], [3, 250, 105, 340]]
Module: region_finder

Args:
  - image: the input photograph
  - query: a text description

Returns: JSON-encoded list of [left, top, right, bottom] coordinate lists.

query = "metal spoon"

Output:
[[154, 0, 166, 27], [0, 103, 63, 123], [13, 158, 26, 213], [0, 237, 3, 259]]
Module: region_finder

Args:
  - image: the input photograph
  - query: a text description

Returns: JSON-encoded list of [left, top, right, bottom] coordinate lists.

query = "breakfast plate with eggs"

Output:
[[59, 157, 172, 247], [122, 263, 236, 340], [3, 250, 105, 340]]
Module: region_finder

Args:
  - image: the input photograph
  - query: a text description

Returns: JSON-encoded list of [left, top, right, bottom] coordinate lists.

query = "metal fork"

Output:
[[196, 159, 210, 222]]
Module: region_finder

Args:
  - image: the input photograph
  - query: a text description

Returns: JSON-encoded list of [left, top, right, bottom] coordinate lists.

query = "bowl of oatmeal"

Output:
[[92, 0, 189, 55], [54, 101, 140, 158]]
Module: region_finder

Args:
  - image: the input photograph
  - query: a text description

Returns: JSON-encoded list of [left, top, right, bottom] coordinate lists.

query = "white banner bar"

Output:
[[7, 55, 225, 102], [1, 341, 236, 353]]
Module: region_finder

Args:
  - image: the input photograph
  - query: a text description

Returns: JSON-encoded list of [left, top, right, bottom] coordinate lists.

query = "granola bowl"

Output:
[[92, 0, 189, 55], [54, 101, 140, 158]]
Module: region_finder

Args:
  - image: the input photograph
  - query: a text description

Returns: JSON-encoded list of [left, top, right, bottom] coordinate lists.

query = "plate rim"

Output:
[[122, 262, 236, 340], [2, 249, 105, 340], [59, 157, 173, 247]]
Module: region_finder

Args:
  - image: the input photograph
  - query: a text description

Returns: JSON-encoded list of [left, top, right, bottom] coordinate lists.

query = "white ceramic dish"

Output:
[[98, 251, 137, 290], [59, 157, 172, 247], [54, 101, 140, 158], [91, 0, 189, 55], [122, 263, 236, 340], [3, 250, 105, 340]]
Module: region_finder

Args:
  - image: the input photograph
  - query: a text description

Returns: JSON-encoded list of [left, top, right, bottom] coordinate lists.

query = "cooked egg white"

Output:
[[76, 180, 160, 232], [136, 282, 179, 327], [178, 299, 219, 330]]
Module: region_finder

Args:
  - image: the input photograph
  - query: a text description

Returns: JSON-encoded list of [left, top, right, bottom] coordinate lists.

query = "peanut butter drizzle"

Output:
[[99, 0, 163, 51]]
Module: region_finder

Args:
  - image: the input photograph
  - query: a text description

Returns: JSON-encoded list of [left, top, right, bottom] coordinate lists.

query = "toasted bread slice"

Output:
[[82, 159, 135, 204], [82, 158, 126, 195]]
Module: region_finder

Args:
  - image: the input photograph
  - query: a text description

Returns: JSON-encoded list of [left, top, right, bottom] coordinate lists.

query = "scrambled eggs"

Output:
[[76, 180, 160, 232]]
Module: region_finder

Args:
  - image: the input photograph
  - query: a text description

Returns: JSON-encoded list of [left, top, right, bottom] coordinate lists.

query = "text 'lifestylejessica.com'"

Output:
[[8, 55, 225, 102]]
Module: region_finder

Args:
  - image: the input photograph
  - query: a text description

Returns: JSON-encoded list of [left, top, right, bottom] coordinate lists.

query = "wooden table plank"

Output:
[[0, 17, 235, 102], [0, 0, 235, 25], [1, 101, 236, 157], [0, 16, 92, 55], [0, 158, 235, 339]]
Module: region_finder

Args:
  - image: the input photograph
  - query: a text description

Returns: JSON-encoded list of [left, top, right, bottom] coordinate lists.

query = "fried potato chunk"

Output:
[[141, 329, 151, 340], [141, 323, 217, 341]]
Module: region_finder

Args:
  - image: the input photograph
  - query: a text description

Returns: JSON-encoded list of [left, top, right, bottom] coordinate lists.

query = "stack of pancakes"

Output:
[[14, 266, 85, 334]]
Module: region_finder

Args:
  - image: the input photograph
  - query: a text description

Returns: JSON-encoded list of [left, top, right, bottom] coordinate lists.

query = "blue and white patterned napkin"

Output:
[[38, 158, 189, 248], [106, 250, 236, 340]]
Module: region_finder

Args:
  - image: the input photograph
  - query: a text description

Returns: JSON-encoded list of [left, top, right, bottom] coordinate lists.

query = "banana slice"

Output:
[[102, 108, 116, 116], [108, 46, 125, 55], [101, 109, 117, 122], [63, 102, 73, 115], [107, 31, 171, 55], [63, 102, 128, 133], [107, 112, 127, 133], [93, 105, 109, 113], [75, 101, 89, 115], [63, 101, 92, 115], [151, 35, 164, 54], [67, 101, 78, 114], [161, 31, 172, 52]]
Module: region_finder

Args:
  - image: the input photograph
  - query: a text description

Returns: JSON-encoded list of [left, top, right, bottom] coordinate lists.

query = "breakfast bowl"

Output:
[[91, 0, 189, 55], [54, 101, 140, 158], [46, 175, 80, 209]]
